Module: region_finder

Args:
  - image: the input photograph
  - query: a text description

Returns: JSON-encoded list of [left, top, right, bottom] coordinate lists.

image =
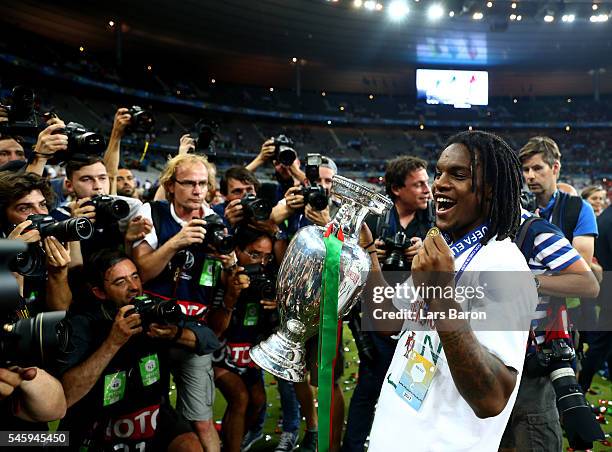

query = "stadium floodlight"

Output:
[[487, 2, 493, 8], [427, 4, 445, 20], [353, 0, 363, 7], [364, 0, 376, 10], [510, 13, 516, 20], [449, 10, 455, 17], [590, 14, 609, 22], [516, 14, 522, 20], [472, 11, 484, 20], [544, 14, 554, 22], [388, 1, 410, 21], [511, 2, 517, 9], [592, 3, 598, 10], [562, 14, 575, 22]]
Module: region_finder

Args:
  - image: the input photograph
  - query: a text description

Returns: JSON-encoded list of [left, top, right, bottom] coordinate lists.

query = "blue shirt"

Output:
[[539, 190, 598, 239]]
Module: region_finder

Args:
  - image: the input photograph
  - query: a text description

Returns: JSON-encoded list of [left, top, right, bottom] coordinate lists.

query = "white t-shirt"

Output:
[[133, 202, 214, 250], [368, 237, 538, 452]]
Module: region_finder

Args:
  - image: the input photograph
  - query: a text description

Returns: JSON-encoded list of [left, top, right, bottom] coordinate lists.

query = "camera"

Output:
[[0, 86, 39, 137], [299, 153, 329, 211], [127, 106, 155, 133], [272, 134, 297, 166], [127, 294, 183, 325], [525, 339, 604, 449], [49, 122, 107, 164], [0, 239, 27, 309], [1, 311, 71, 368], [86, 195, 130, 225], [241, 264, 276, 301], [192, 121, 219, 163], [240, 194, 272, 222], [9, 215, 94, 277], [520, 190, 538, 213], [382, 231, 410, 271], [202, 213, 234, 255], [24, 214, 94, 242]]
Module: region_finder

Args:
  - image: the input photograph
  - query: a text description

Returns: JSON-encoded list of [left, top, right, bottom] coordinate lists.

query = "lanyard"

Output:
[[443, 224, 488, 283]]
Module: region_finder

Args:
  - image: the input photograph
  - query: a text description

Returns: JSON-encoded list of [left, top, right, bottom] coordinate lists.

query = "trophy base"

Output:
[[250, 331, 306, 382]]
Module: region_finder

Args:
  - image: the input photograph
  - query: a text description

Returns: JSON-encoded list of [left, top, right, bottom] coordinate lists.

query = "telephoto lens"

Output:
[[240, 194, 272, 222], [89, 195, 130, 225], [26, 214, 94, 242]]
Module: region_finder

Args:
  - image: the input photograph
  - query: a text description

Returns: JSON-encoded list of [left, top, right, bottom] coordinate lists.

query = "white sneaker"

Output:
[[274, 430, 299, 452]]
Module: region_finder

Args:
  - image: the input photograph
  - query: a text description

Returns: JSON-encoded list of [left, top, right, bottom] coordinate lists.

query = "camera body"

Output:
[[272, 134, 297, 166], [127, 294, 183, 326], [300, 153, 329, 211], [382, 231, 410, 271], [202, 213, 234, 255], [127, 106, 155, 133], [0, 86, 39, 137], [240, 194, 272, 222], [86, 195, 130, 226], [49, 122, 107, 164], [521, 190, 538, 213], [241, 264, 276, 301], [192, 121, 219, 163]]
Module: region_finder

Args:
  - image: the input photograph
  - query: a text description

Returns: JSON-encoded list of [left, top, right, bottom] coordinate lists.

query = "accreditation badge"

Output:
[[394, 348, 437, 411], [139, 353, 161, 387], [103, 371, 127, 406], [199, 257, 221, 287]]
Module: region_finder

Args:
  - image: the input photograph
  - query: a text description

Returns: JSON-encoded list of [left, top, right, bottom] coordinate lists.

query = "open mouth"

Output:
[[435, 196, 457, 213]]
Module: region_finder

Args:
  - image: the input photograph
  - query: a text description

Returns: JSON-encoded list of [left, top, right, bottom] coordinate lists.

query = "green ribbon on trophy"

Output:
[[318, 225, 344, 452]]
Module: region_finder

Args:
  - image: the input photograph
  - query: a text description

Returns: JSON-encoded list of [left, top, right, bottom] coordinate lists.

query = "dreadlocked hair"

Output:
[[443, 130, 522, 245]]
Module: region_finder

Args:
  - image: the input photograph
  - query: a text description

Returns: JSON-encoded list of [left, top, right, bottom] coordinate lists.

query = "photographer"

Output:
[[0, 136, 26, 167], [59, 249, 205, 451], [133, 154, 223, 451], [208, 227, 278, 452], [500, 208, 600, 451], [51, 156, 143, 261], [0, 172, 73, 311]]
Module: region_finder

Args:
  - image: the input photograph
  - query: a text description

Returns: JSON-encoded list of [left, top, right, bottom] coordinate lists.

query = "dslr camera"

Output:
[[240, 194, 272, 222], [525, 338, 604, 449], [85, 195, 130, 226], [127, 106, 155, 134], [49, 121, 107, 164], [127, 294, 183, 326], [0, 86, 39, 137], [272, 134, 297, 166], [382, 231, 411, 271], [192, 120, 219, 163], [299, 153, 329, 211], [241, 264, 276, 301], [9, 214, 94, 277], [520, 190, 538, 213], [201, 213, 234, 255]]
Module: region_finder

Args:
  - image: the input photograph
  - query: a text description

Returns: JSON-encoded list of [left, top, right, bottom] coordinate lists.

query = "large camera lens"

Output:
[[1, 311, 70, 367], [241, 195, 272, 222], [40, 217, 94, 242], [9, 86, 35, 121], [9, 244, 47, 277], [129, 106, 155, 133], [154, 299, 183, 323], [91, 196, 130, 224], [304, 186, 329, 211], [278, 147, 297, 166], [65, 122, 107, 156]]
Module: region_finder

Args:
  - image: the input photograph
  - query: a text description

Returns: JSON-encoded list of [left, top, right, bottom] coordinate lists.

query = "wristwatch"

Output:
[[534, 276, 541, 291]]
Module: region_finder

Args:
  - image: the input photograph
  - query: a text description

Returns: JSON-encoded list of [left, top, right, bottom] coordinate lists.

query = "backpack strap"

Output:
[[149, 201, 165, 237], [550, 192, 582, 243], [514, 216, 542, 260]]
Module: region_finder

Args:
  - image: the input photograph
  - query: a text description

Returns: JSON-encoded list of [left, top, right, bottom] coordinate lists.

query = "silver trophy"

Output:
[[249, 175, 392, 382]]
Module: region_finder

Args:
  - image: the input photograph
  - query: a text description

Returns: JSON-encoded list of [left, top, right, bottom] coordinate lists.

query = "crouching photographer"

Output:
[[0, 239, 67, 431], [208, 227, 278, 452], [58, 249, 213, 452], [0, 172, 92, 312]]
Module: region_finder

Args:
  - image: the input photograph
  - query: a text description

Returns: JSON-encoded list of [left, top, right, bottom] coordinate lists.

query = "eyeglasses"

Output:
[[241, 249, 273, 265], [175, 179, 208, 190]]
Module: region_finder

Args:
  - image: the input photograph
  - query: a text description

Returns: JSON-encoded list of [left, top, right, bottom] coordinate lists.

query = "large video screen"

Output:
[[416, 69, 488, 108]]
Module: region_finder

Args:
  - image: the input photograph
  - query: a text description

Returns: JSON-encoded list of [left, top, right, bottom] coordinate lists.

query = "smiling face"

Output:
[[93, 259, 143, 308], [432, 143, 488, 240], [392, 168, 431, 211]]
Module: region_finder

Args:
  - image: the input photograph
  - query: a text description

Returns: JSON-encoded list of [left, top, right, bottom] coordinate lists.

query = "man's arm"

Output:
[[246, 139, 275, 173], [61, 306, 142, 408], [25, 120, 67, 176], [572, 235, 595, 264], [103, 108, 131, 196], [207, 267, 249, 336], [44, 237, 73, 310], [14, 368, 67, 422], [538, 257, 600, 298]]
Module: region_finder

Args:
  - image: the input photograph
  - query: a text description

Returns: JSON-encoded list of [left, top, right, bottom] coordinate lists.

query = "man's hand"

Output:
[[169, 219, 207, 250], [71, 197, 96, 222], [125, 216, 153, 243], [225, 266, 249, 303], [7, 220, 41, 243], [411, 233, 455, 302], [284, 186, 305, 211], [304, 205, 331, 226], [0, 367, 37, 400], [403, 237, 423, 263], [44, 237, 71, 271], [178, 134, 196, 155], [224, 199, 244, 227], [147, 323, 179, 340], [0, 106, 8, 123], [258, 139, 276, 162], [374, 239, 387, 260], [111, 108, 131, 138], [107, 305, 142, 348], [34, 122, 67, 157]]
